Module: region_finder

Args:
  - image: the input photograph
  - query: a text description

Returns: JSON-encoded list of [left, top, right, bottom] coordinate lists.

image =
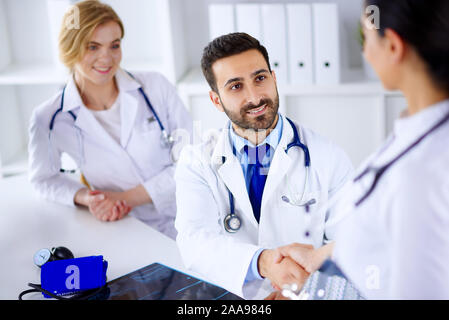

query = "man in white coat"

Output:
[[175, 33, 354, 299]]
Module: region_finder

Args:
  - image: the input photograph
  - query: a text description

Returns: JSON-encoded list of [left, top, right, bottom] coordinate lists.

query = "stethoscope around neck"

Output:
[[353, 110, 449, 207], [48, 71, 174, 173], [223, 117, 315, 233]]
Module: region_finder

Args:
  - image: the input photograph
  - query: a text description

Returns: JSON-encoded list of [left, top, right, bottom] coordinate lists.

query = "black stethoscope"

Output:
[[48, 71, 174, 172], [223, 117, 312, 233], [354, 110, 449, 207]]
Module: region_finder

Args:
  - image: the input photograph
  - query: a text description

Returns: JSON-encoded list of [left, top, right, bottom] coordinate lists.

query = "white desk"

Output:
[[0, 174, 191, 300]]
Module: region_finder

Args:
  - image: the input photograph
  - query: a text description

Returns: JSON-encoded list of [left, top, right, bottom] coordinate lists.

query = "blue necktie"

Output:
[[245, 144, 270, 223]]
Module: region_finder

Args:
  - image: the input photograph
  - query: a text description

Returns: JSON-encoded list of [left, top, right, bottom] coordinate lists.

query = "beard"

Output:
[[220, 90, 280, 132]]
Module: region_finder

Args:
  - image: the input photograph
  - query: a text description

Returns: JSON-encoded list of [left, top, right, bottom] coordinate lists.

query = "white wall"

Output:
[[4, 0, 53, 65], [103, 0, 165, 65], [0, 86, 24, 164], [0, 0, 11, 70], [287, 95, 385, 166]]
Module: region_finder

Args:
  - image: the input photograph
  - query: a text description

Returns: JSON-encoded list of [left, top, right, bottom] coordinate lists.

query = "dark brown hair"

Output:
[[365, 0, 449, 93], [201, 32, 271, 92]]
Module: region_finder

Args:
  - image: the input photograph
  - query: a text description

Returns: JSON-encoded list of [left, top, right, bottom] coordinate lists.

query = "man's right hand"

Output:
[[258, 248, 310, 291]]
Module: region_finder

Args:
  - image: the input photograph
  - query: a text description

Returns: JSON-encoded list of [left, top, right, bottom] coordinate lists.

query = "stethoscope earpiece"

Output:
[[282, 196, 316, 208]]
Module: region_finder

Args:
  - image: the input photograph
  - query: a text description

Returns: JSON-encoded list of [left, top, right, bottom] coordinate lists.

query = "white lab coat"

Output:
[[332, 99, 449, 299], [28, 69, 192, 239], [175, 114, 354, 299]]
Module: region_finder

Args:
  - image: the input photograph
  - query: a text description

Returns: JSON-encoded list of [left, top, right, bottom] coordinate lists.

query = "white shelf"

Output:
[[0, 60, 172, 86], [177, 67, 401, 97], [0, 63, 68, 85]]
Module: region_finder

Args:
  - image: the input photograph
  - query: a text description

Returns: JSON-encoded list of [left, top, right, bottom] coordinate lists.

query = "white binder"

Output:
[[287, 4, 314, 85], [261, 4, 288, 83], [209, 4, 235, 41], [235, 4, 262, 40], [312, 3, 341, 84]]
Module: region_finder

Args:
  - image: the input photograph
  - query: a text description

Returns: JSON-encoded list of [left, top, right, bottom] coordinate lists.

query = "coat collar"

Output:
[[63, 69, 143, 149], [393, 99, 449, 146], [211, 114, 301, 225], [211, 114, 296, 165], [61, 68, 141, 113]]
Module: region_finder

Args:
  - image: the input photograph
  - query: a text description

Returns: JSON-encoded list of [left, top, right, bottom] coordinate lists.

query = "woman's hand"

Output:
[[258, 249, 310, 292], [88, 190, 132, 221], [264, 291, 291, 300], [74, 188, 132, 221], [273, 243, 335, 274]]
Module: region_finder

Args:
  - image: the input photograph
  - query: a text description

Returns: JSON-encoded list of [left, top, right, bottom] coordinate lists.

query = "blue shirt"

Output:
[[229, 115, 283, 192], [228, 114, 283, 283]]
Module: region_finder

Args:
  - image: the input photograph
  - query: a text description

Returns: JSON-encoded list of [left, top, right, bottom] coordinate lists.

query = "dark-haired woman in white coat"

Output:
[[275, 0, 449, 299]]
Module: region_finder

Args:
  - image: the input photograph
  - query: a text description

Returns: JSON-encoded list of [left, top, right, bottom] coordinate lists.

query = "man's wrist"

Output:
[[258, 249, 274, 279]]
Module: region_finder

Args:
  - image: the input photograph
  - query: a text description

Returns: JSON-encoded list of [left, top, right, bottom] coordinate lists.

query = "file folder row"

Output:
[[208, 3, 341, 85]]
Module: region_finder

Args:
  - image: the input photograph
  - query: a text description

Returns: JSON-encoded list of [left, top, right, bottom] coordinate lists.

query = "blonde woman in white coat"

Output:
[[28, 1, 192, 239]]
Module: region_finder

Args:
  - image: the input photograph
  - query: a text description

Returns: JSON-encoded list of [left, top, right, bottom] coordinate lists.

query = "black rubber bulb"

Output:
[[51, 246, 75, 260]]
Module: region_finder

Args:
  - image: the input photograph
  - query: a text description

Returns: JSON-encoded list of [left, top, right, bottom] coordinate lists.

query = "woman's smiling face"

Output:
[[74, 20, 122, 86]]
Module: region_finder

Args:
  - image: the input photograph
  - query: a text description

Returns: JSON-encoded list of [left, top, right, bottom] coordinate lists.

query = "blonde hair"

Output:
[[58, 0, 125, 71]]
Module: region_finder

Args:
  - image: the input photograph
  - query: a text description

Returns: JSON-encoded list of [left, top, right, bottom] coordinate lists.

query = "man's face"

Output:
[[210, 49, 279, 131]]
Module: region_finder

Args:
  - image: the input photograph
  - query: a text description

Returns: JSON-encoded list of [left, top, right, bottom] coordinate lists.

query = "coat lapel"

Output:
[[115, 69, 142, 148], [119, 91, 139, 148], [213, 127, 259, 229], [66, 69, 142, 150], [261, 116, 296, 208], [73, 105, 118, 151]]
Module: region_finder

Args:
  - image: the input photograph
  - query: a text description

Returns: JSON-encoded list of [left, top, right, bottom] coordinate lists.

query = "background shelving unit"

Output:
[[0, 0, 406, 179], [177, 0, 407, 167]]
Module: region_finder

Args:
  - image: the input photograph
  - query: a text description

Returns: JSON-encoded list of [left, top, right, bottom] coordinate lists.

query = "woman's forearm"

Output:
[[74, 188, 91, 207], [316, 242, 335, 265], [122, 184, 152, 207]]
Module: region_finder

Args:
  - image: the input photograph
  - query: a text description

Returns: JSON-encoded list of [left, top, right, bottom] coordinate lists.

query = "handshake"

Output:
[[258, 242, 335, 300]]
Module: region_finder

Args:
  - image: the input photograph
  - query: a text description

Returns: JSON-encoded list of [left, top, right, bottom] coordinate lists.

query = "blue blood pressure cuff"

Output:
[[40, 256, 107, 298]]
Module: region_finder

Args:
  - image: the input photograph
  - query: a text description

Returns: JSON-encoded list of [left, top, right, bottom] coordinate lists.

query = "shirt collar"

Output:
[[229, 113, 283, 156]]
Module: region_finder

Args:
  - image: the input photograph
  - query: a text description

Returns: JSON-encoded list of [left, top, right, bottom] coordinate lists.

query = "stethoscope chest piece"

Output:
[[224, 213, 242, 233], [160, 129, 175, 148]]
